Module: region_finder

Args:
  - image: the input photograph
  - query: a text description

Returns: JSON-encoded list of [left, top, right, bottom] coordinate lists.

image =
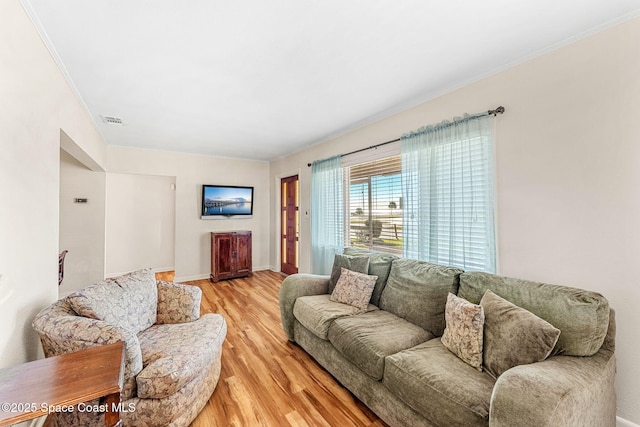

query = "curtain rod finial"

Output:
[[489, 106, 505, 116]]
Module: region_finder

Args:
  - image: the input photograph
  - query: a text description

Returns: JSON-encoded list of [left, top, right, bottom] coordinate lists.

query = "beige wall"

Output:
[[107, 146, 271, 281], [105, 172, 176, 276], [59, 149, 106, 295], [270, 17, 640, 424], [0, 0, 106, 368]]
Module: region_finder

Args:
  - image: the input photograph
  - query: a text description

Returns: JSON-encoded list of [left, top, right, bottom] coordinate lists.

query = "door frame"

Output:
[[280, 174, 299, 275], [274, 169, 301, 273]]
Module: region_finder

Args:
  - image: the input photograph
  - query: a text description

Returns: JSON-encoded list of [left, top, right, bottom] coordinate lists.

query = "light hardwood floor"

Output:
[[183, 270, 387, 427]]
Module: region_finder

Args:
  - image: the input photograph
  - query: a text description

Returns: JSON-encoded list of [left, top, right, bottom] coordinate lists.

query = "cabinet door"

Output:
[[213, 233, 234, 280], [235, 232, 252, 276]]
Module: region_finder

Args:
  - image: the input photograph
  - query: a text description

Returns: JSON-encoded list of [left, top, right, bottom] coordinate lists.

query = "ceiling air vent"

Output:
[[100, 115, 124, 125]]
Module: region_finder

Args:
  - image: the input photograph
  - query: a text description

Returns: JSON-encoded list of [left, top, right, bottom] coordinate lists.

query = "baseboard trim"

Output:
[[174, 267, 275, 284], [174, 273, 209, 282], [106, 266, 175, 279], [618, 416, 640, 427]]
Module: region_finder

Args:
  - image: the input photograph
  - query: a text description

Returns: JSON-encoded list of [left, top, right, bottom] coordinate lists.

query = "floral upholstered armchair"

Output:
[[32, 269, 227, 427]]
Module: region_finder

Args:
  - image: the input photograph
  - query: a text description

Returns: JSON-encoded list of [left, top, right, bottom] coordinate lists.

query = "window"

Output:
[[345, 155, 403, 255], [401, 114, 496, 272], [330, 114, 495, 272]]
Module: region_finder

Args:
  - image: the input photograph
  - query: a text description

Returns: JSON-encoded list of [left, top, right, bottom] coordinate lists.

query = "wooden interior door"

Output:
[[281, 175, 299, 275]]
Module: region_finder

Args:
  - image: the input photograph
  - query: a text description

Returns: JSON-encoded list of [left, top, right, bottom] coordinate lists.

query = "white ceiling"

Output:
[[23, 0, 640, 161]]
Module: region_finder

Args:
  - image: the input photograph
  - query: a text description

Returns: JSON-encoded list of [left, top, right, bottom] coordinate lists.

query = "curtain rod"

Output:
[[307, 106, 505, 167]]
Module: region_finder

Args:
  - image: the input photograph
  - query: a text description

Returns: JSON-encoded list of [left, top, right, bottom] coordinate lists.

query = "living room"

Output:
[[2, 0, 640, 426]]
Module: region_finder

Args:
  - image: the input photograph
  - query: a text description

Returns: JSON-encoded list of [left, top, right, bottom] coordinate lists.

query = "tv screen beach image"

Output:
[[203, 186, 253, 215]]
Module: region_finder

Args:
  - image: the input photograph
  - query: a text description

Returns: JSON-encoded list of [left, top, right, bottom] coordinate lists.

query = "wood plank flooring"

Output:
[[185, 270, 387, 427]]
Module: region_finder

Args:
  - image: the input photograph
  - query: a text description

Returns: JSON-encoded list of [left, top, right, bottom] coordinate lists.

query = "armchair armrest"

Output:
[[489, 349, 616, 427], [156, 280, 202, 324], [278, 274, 330, 341], [32, 299, 143, 398]]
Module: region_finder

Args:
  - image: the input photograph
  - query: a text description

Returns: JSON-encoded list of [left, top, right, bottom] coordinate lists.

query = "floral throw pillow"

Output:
[[441, 292, 485, 371], [330, 268, 378, 312], [329, 254, 370, 293]]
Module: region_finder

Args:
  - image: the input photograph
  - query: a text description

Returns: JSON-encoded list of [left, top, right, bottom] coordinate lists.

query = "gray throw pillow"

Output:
[[328, 254, 370, 293], [480, 290, 560, 379]]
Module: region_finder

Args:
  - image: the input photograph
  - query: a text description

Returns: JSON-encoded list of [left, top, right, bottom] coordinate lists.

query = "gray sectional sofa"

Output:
[[279, 249, 616, 427]]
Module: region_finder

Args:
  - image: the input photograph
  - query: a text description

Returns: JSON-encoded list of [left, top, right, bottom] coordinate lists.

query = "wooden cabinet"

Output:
[[210, 231, 252, 282]]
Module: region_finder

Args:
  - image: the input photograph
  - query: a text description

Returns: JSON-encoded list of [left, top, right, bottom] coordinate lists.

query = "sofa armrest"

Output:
[[490, 349, 616, 427], [156, 280, 202, 324], [278, 274, 330, 341]]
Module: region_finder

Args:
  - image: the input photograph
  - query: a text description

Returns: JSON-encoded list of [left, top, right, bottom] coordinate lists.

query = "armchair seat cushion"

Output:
[[384, 338, 495, 427], [328, 310, 431, 380], [137, 313, 226, 399]]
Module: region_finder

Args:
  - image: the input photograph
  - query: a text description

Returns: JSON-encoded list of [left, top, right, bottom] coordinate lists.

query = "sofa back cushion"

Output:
[[457, 272, 609, 356], [379, 259, 463, 336], [343, 248, 398, 306], [328, 254, 370, 293], [67, 268, 158, 334]]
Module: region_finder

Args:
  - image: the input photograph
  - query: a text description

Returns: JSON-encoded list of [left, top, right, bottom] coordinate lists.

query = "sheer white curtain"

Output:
[[401, 113, 496, 272], [310, 155, 344, 274]]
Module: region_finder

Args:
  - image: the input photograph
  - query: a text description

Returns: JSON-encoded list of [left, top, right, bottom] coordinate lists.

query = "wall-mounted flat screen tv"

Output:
[[201, 185, 254, 219]]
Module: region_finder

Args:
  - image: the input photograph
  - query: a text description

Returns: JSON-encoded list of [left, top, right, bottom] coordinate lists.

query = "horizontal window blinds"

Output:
[[402, 114, 496, 272], [338, 113, 496, 271]]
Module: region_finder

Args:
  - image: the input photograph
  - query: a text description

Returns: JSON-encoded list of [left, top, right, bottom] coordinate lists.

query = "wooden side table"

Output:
[[0, 342, 125, 427]]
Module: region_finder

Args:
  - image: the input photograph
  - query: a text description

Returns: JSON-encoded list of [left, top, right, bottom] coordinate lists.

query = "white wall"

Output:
[[0, 0, 106, 367], [270, 16, 640, 424], [107, 146, 270, 281], [59, 149, 106, 294], [105, 172, 176, 276]]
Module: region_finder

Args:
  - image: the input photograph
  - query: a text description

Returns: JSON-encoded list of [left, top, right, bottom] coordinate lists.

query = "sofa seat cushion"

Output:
[[137, 313, 227, 398], [67, 268, 158, 334], [293, 295, 378, 340], [384, 338, 495, 427], [328, 310, 432, 380]]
